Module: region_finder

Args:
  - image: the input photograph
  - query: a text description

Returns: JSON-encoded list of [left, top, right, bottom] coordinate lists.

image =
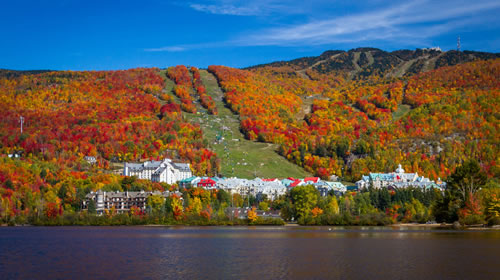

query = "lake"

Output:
[[0, 226, 499, 279]]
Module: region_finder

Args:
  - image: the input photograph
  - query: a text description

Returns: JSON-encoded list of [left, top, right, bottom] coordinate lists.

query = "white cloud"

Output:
[[144, 46, 186, 52], [146, 0, 500, 51], [235, 0, 500, 46], [143, 42, 229, 53], [187, 0, 308, 16], [189, 3, 260, 16]]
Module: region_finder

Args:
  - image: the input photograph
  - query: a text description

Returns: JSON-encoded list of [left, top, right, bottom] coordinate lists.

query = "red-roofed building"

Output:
[[289, 180, 302, 188], [197, 178, 216, 188], [263, 178, 278, 182], [304, 177, 320, 184]]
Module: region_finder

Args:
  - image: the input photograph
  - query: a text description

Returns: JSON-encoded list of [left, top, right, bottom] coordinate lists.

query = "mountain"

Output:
[[247, 48, 500, 79]]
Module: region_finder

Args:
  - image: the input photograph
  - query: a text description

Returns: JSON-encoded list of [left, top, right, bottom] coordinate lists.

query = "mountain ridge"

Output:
[[246, 48, 500, 79]]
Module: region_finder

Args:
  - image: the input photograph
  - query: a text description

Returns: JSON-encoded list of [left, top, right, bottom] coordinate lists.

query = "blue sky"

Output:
[[2, 0, 499, 70]]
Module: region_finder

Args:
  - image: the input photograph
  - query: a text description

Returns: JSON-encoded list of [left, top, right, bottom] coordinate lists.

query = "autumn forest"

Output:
[[0, 48, 499, 225]]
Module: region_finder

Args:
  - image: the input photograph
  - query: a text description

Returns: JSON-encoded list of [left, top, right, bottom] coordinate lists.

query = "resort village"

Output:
[[82, 158, 445, 214]]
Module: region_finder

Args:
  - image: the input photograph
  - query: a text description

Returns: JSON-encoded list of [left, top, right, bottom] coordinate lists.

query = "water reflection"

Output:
[[0, 226, 499, 280]]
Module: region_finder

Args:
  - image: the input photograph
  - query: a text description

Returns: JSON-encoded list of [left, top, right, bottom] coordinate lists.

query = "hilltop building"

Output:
[[84, 156, 97, 165], [123, 158, 192, 184], [422, 47, 442, 52]]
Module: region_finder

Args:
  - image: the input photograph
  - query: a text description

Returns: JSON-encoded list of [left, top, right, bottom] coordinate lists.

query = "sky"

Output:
[[1, 0, 499, 70]]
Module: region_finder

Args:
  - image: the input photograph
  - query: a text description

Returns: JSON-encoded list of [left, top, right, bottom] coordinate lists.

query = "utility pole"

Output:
[[19, 116, 24, 134]]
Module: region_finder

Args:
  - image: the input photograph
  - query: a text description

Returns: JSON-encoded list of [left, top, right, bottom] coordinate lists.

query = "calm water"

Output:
[[0, 226, 499, 280]]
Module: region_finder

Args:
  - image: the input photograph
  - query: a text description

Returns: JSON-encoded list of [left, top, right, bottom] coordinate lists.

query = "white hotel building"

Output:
[[123, 158, 192, 184]]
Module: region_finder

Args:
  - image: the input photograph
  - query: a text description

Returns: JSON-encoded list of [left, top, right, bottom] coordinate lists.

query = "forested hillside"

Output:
[[0, 68, 219, 220], [0, 49, 498, 223], [210, 58, 500, 181]]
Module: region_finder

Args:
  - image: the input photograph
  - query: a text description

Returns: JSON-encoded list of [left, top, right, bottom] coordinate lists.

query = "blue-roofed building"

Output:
[[326, 182, 347, 193], [179, 176, 199, 188], [281, 178, 294, 187], [346, 185, 358, 192], [312, 181, 347, 196], [355, 164, 442, 191]]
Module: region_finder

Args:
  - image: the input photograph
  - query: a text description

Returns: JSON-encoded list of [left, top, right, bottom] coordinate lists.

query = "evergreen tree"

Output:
[[88, 200, 97, 214], [379, 188, 391, 210], [447, 159, 487, 204]]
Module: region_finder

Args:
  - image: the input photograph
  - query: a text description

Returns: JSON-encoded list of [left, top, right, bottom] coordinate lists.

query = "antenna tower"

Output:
[[457, 36, 461, 52]]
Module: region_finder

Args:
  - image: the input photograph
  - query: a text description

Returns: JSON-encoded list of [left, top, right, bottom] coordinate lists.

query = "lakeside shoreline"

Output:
[[2, 222, 500, 230]]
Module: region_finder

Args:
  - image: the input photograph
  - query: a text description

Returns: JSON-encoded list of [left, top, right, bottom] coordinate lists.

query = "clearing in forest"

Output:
[[159, 69, 312, 179]]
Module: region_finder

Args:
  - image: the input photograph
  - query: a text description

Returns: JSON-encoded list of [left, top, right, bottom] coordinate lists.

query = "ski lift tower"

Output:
[[19, 116, 24, 134]]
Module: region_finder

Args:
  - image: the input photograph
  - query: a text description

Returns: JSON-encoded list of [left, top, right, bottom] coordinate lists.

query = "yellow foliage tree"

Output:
[[248, 207, 257, 222], [147, 194, 165, 215], [191, 197, 203, 215], [326, 196, 340, 215]]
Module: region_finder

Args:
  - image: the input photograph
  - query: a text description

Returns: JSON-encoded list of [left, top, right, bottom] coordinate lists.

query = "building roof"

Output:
[[198, 178, 216, 185], [179, 176, 198, 183], [143, 160, 162, 169], [289, 180, 302, 188], [172, 162, 190, 172], [125, 162, 144, 172], [262, 178, 277, 182], [346, 186, 358, 191], [84, 156, 96, 161], [281, 178, 294, 186], [152, 166, 167, 176], [304, 177, 320, 183], [85, 190, 180, 199]]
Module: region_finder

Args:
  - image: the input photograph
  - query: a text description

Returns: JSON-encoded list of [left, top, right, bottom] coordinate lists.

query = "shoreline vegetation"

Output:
[[0, 213, 286, 227], [1, 159, 499, 229], [2, 221, 500, 231], [1, 213, 499, 229], [1, 161, 499, 229]]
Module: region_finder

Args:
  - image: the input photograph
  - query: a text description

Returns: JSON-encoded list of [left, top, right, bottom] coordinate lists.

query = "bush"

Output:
[[459, 214, 485, 225], [487, 216, 500, 227], [320, 214, 344, 225], [14, 215, 27, 225], [357, 213, 392, 226], [251, 217, 285, 226]]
